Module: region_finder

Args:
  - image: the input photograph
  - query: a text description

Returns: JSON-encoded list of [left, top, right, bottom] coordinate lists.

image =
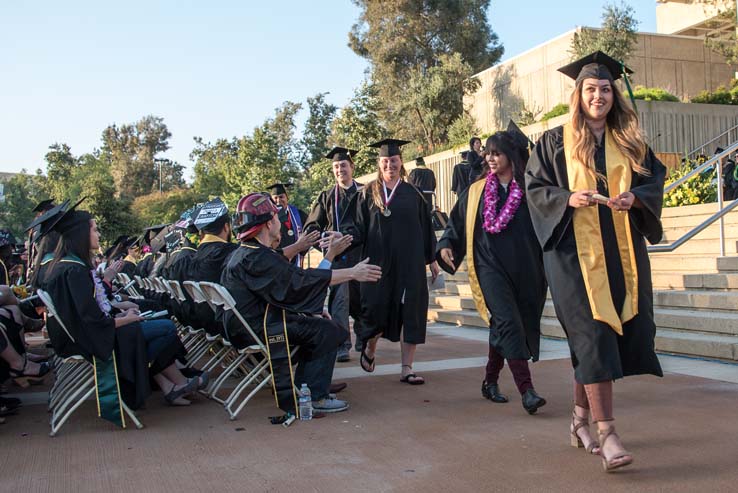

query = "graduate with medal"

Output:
[[525, 51, 666, 472], [354, 138, 439, 385], [268, 183, 309, 266]]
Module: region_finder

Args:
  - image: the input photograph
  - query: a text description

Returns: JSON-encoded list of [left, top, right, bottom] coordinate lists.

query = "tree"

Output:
[[44, 143, 79, 201], [298, 93, 337, 171], [349, 0, 503, 150], [132, 188, 208, 226], [570, 1, 640, 62], [699, 1, 738, 64], [0, 170, 49, 239], [329, 80, 386, 178], [447, 112, 481, 147], [100, 115, 173, 199]]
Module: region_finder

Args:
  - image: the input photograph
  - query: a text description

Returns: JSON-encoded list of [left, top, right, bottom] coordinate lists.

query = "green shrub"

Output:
[[632, 86, 679, 102], [690, 86, 735, 105], [541, 103, 569, 122], [663, 156, 717, 207]]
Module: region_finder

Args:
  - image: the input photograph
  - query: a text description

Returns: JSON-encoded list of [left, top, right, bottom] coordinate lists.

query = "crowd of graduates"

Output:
[[0, 51, 668, 473]]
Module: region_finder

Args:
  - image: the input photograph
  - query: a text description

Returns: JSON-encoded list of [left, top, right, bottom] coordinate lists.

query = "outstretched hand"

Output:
[[351, 258, 382, 283]]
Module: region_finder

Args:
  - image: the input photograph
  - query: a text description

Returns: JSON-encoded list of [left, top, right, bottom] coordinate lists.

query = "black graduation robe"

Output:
[[451, 161, 485, 196], [303, 182, 362, 268], [134, 253, 155, 278], [120, 256, 137, 277], [220, 240, 346, 351], [354, 180, 436, 344], [184, 237, 238, 336], [525, 125, 666, 384], [43, 259, 153, 408], [436, 180, 546, 361]]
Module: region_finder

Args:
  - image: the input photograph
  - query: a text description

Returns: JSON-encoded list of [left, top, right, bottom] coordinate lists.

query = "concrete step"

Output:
[[649, 255, 721, 273], [661, 201, 738, 221], [428, 308, 738, 361], [649, 238, 738, 256]]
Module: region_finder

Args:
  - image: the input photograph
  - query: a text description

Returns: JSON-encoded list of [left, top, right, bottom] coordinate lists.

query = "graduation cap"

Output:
[[149, 225, 173, 254], [25, 200, 70, 233], [369, 138, 411, 158], [142, 224, 168, 245], [266, 183, 293, 196], [506, 120, 535, 151], [325, 147, 358, 162], [32, 199, 55, 213], [193, 197, 229, 230], [164, 229, 184, 252], [103, 235, 131, 258], [558, 50, 632, 83], [35, 197, 87, 239], [0, 229, 18, 248]]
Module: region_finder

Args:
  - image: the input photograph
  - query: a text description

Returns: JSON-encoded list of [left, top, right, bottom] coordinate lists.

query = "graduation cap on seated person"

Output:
[[32, 199, 56, 213], [193, 197, 229, 232], [148, 225, 173, 254], [142, 224, 168, 245], [368, 138, 411, 157], [325, 147, 358, 162], [25, 200, 71, 242], [164, 229, 184, 252], [266, 182, 294, 196], [558, 50, 632, 83], [506, 120, 535, 152], [44, 197, 88, 236]]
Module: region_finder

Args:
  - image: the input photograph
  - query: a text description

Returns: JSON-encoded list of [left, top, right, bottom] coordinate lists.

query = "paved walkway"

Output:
[[2, 323, 737, 492]]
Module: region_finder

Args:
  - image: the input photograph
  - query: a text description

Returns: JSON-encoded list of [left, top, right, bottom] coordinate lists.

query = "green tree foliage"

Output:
[[100, 115, 182, 199], [447, 112, 481, 147], [132, 188, 208, 226], [0, 170, 49, 239], [632, 86, 680, 102], [191, 102, 302, 207], [541, 103, 570, 122], [698, 1, 738, 64], [349, 0, 503, 152], [570, 1, 639, 62], [299, 93, 337, 171]]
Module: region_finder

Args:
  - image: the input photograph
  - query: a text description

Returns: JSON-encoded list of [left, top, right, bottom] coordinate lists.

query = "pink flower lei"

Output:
[[482, 173, 523, 234]]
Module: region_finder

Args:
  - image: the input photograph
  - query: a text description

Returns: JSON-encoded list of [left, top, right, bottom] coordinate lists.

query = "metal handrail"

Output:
[[651, 141, 738, 256], [686, 122, 738, 160]]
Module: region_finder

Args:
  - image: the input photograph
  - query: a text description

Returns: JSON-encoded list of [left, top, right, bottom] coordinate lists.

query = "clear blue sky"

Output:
[[0, 1, 657, 179]]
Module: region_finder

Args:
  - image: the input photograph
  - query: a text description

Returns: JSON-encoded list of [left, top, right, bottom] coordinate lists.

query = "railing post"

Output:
[[717, 156, 725, 257]]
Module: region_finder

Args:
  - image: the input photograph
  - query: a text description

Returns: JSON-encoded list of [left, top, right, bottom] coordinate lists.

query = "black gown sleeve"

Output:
[[629, 148, 666, 244], [303, 191, 329, 236], [435, 188, 469, 273], [417, 186, 437, 265], [525, 129, 574, 251], [239, 250, 331, 315]]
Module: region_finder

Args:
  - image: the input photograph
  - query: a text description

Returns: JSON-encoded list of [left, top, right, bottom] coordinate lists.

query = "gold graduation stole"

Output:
[[465, 179, 490, 326], [262, 304, 299, 416], [562, 123, 639, 335]]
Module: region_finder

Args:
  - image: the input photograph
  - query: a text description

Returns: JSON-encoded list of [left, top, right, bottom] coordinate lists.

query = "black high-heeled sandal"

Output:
[[9, 355, 50, 388]]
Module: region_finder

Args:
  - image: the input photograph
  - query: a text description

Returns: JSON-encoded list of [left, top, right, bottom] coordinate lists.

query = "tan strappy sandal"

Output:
[[598, 426, 633, 472], [570, 412, 600, 454]]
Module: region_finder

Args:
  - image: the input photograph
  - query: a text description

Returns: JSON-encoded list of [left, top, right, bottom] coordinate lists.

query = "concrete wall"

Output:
[[465, 29, 737, 135]]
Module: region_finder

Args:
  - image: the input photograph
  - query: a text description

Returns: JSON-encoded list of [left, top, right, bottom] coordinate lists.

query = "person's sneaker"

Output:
[[312, 397, 349, 413], [336, 347, 351, 362]]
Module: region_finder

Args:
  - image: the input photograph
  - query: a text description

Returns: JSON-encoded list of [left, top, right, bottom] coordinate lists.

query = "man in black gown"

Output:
[[268, 183, 308, 266], [222, 193, 381, 415], [304, 147, 364, 361]]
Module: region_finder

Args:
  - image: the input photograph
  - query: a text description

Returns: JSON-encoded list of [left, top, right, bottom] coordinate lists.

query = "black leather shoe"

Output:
[[522, 388, 546, 415], [481, 381, 508, 403]]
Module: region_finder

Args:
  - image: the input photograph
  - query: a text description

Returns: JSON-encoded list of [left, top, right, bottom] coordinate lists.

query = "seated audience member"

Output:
[[220, 193, 382, 415], [42, 205, 205, 407]]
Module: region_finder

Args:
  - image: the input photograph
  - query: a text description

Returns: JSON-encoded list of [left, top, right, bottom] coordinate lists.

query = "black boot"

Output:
[[481, 381, 508, 403], [521, 388, 546, 415]]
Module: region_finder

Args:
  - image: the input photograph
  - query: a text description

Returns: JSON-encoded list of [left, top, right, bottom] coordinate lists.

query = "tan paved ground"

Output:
[[2, 328, 738, 492]]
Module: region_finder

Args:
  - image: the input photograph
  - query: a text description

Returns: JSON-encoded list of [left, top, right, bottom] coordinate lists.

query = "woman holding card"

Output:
[[525, 51, 667, 472]]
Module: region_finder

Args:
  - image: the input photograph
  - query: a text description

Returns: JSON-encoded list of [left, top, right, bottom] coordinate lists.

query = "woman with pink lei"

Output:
[[437, 124, 548, 415]]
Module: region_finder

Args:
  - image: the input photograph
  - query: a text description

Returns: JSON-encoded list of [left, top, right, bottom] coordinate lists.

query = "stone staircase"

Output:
[[429, 201, 738, 362]]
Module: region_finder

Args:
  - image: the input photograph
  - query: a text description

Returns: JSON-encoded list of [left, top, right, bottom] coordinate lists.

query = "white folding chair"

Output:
[[37, 289, 144, 436], [181, 281, 225, 367], [198, 282, 274, 420]]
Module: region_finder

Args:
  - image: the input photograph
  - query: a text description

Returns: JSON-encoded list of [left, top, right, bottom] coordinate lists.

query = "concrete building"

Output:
[[465, 0, 738, 136]]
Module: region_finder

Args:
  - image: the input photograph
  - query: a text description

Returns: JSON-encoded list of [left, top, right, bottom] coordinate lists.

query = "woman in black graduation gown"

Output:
[[525, 51, 666, 472], [43, 208, 202, 408], [355, 139, 439, 385], [437, 129, 547, 415]]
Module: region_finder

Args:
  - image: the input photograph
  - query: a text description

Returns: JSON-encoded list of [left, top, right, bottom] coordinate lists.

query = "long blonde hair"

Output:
[[369, 161, 407, 210], [569, 79, 649, 181]]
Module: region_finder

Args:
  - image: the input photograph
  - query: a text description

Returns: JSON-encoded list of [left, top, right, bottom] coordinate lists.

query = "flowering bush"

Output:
[[663, 156, 717, 207]]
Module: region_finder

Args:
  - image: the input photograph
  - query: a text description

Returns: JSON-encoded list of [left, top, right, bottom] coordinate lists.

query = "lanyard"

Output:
[[286, 206, 300, 238], [382, 180, 399, 208]]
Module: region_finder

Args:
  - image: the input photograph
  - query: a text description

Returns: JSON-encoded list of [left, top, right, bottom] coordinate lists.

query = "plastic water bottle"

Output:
[[299, 383, 313, 421]]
